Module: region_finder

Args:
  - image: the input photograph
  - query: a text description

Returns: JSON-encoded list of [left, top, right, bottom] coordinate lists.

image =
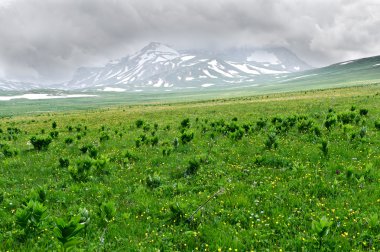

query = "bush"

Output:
[[135, 119, 144, 128], [59, 157, 70, 168], [359, 108, 369, 116], [50, 131, 59, 139], [15, 200, 47, 231], [297, 119, 314, 133], [64, 137, 74, 144], [375, 120, 380, 130], [146, 174, 161, 189], [181, 131, 194, 144], [99, 132, 110, 142], [324, 115, 337, 130], [180, 118, 190, 128], [0, 143, 19, 157], [30, 136, 52, 151], [186, 159, 200, 175], [337, 112, 357, 124], [265, 133, 278, 149], [68, 158, 93, 182]]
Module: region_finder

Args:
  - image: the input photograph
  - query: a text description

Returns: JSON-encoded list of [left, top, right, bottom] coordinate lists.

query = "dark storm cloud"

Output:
[[0, 0, 379, 83]]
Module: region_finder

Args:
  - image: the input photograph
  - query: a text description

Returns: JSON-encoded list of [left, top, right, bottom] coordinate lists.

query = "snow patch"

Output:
[[294, 66, 300, 71], [0, 94, 97, 101], [373, 63, 380, 67], [181, 55, 195, 61], [203, 70, 217, 78], [340, 60, 354, 65], [153, 79, 164, 87], [185, 77, 194, 81], [103, 87, 126, 92], [201, 84, 214, 87], [228, 62, 260, 75]]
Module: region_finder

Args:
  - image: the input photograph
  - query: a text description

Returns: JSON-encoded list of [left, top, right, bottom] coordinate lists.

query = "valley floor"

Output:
[[0, 84, 380, 251]]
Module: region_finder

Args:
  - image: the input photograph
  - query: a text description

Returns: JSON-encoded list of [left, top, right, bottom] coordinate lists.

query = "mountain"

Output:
[[1, 43, 379, 94], [64, 42, 312, 91], [0, 79, 41, 92]]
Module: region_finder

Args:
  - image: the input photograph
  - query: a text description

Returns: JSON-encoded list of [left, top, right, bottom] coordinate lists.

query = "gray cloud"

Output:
[[0, 0, 379, 83]]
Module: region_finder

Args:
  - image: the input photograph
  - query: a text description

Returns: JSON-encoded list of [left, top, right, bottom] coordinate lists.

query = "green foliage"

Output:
[[180, 130, 194, 144], [359, 108, 369, 116], [375, 120, 380, 130], [0, 143, 19, 157], [186, 159, 200, 175], [50, 130, 59, 139], [54, 216, 84, 250], [311, 216, 333, 248], [1, 86, 380, 251], [320, 139, 329, 158], [68, 158, 93, 182], [180, 118, 190, 128], [59, 157, 70, 168], [99, 201, 116, 227], [135, 119, 144, 128], [264, 132, 278, 149], [15, 200, 47, 231], [146, 174, 161, 189], [30, 136, 52, 151]]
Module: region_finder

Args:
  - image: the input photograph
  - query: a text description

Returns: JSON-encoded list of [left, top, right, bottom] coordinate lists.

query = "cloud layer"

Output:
[[0, 0, 379, 83]]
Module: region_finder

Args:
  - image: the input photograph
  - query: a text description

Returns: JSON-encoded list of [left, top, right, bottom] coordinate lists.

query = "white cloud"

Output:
[[0, 0, 379, 83]]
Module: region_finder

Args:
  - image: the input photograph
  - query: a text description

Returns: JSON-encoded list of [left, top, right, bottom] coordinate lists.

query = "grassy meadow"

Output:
[[1, 84, 380, 251]]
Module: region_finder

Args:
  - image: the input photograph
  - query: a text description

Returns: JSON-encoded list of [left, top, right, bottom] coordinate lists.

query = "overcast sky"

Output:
[[0, 0, 379, 84]]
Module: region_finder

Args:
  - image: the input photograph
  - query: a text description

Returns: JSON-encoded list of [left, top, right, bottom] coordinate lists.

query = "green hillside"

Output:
[[0, 85, 379, 251]]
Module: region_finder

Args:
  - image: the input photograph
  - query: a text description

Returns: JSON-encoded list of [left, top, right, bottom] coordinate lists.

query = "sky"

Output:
[[0, 0, 379, 84]]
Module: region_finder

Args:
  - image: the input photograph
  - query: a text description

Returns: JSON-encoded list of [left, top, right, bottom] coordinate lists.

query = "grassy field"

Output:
[[1, 84, 380, 251]]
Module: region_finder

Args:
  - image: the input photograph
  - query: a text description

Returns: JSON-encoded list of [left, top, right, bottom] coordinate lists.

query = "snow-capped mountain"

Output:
[[0, 79, 41, 92], [65, 42, 312, 91]]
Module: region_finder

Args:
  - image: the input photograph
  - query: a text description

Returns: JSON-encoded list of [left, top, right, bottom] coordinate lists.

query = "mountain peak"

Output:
[[140, 42, 178, 54]]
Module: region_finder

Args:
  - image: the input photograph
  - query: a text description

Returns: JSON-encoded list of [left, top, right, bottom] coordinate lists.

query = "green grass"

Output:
[[0, 85, 380, 251]]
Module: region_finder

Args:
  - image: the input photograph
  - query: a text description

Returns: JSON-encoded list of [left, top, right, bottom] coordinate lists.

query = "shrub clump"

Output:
[[30, 136, 52, 151]]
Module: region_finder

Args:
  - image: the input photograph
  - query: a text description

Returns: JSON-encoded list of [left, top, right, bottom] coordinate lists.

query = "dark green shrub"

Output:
[[337, 112, 357, 124], [181, 131, 194, 144], [173, 138, 179, 148], [359, 108, 369, 116], [324, 115, 337, 130], [256, 119, 267, 130], [143, 124, 151, 132], [30, 136, 52, 151], [99, 201, 116, 227], [297, 119, 314, 133], [15, 200, 47, 231], [65, 137, 74, 144], [359, 127, 367, 138], [59, 157, 70, 168], [99, 132, 110, 142], [320, 140, 329, 158], [68, 158, 93, 182], [52, 121, 57, 129], [135, 119, 144, 128], [181, 118, 190, 128], [50, 131, 59, 139], [54, 216, 84, 251], [186, 159, 200, 175], [374, 120, 380, 130], [0, 144, 19, 157], [146, 174, 161, 189], [265, 133, 278, 149], [150, 136, 159, 146]]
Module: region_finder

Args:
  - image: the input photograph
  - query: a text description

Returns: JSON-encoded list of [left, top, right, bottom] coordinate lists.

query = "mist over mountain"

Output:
[[1, 42, 380, 94], [63, 42, 311, 91]]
